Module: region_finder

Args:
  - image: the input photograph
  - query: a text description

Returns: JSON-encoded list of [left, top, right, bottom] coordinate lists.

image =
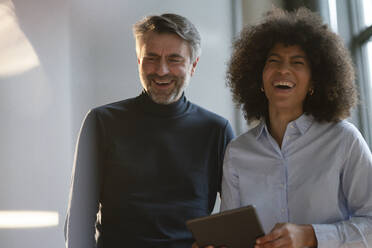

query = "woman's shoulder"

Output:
[[332, 120, 363, 139], [229, 122, 264, 147], [313, 119, 367, 149]]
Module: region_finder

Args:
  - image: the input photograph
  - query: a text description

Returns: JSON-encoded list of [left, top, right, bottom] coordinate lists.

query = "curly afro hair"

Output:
[[227, 7, 357, 123]]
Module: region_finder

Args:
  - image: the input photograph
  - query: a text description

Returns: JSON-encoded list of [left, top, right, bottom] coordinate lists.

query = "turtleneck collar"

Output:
[[136, 91, 190, 118]]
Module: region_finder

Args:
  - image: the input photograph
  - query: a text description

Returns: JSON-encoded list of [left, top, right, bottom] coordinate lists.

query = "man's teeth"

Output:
[[154, 80, 171, 85]]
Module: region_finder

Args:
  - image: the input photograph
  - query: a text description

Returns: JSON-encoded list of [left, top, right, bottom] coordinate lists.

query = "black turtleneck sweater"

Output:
[[65, 92, 234, 248]]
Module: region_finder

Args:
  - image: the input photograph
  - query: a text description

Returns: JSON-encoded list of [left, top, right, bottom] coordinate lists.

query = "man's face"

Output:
[[136, 31, 198, 104]]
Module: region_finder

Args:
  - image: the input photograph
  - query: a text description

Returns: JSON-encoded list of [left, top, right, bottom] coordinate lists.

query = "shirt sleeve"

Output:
[[312, 127, 372, 248], [216, 121, 235, 194], [224, 121, 235, 144], [220, 143, 241, 211], [64, 109, 104, 248]]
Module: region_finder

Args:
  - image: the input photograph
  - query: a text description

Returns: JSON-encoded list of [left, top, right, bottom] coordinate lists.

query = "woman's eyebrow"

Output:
[[267, 53, 280, 57], [290, 55, 307, 59]]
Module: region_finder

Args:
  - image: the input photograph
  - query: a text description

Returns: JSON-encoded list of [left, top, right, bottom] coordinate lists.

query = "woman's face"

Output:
[[262, 43, 312, 115]]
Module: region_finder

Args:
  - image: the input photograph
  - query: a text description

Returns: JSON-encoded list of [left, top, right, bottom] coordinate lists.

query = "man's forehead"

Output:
[[140, 31, 184, 45], [137, 31, 191, 57]]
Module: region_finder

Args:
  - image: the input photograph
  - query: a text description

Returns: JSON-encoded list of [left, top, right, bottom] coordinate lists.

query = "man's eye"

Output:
[[145, 57, 156, 61], [169, 58, 182, 63]]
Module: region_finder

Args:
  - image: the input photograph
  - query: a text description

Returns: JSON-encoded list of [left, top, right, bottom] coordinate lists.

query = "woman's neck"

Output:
[[268, 107, 303, 147]]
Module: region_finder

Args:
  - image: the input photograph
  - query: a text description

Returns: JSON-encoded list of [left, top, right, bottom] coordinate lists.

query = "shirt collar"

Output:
[[292, 114, 314, 135], [255, 120, 266, 140], [255, 114, 314, 139], [137, 90, 190, 118]]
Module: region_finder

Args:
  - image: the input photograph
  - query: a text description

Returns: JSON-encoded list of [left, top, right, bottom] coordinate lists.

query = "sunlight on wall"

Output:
[[328, 0, 338, 33], [363, 0, 372, 26], [363, 0, 372, 93], [0, 0, 53, 121], [0, 211, 59, 228], [0, 0, 39, 78], [368, 43, 372, 93]]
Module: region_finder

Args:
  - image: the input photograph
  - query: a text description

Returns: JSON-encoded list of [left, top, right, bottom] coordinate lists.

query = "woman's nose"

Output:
[[276, 61, 291, 74]]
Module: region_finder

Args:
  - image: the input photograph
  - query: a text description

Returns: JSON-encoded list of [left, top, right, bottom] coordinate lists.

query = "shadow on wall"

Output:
[[0, 0, 58, 230], [0, 0, 39, 77]]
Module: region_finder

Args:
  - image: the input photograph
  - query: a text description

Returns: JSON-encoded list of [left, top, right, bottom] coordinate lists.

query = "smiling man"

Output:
[[136, 30, 198, 104], [64, 13, 234, 248]]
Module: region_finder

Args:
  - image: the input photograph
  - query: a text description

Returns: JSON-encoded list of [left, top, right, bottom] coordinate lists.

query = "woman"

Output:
[[219, 7, 372, 248]]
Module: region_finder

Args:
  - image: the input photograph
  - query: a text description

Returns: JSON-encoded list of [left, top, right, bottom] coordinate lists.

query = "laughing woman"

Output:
[[222, 7, 372, 248]]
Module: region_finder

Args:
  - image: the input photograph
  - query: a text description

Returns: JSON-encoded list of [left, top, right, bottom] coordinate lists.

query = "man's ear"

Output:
[[190, 57, 199, 76]]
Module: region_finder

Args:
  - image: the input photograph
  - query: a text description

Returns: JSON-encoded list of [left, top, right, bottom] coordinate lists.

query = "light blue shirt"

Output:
[[221, 114, 372, 247]]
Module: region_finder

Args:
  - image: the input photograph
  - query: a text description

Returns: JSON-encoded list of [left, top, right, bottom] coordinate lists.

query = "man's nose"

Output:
[[156, 59, 170, 76]]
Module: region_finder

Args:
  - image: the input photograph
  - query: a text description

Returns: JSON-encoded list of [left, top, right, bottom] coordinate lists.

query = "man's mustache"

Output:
[[147, 74, 176, 81]]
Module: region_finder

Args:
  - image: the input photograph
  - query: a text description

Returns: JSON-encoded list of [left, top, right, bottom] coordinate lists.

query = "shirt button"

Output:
[[279, 183, 284, 188], [290, 124, 294, 128], [281, 208, 286, 213]]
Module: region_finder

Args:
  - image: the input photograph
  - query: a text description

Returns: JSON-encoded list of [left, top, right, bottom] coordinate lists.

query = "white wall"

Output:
[[242, 0, 283, 24], [0, 0, 71, 247]]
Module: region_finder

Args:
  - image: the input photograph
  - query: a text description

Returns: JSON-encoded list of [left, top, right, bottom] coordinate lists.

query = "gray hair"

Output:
[[133, 13, 201, 61]]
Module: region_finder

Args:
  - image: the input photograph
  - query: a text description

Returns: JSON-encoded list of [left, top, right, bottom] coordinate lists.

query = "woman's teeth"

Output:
[[274, 81, 294, 89]]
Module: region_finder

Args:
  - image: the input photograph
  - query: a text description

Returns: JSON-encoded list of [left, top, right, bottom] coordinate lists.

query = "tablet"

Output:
[[186, 205, 264, 248]]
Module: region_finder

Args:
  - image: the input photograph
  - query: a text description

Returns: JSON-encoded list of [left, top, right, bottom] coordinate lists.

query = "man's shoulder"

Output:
[[189, 102, 230, 127], [188, 102, 235, 142], [92, 96, 139, 116]]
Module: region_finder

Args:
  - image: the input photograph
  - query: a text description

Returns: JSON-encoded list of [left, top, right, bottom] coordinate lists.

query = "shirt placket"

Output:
[[265, 130, 289, 223], [280, 122, 299, 223]]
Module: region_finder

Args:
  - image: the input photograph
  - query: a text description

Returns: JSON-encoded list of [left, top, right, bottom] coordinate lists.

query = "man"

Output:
[[64, 13, 234, 248]]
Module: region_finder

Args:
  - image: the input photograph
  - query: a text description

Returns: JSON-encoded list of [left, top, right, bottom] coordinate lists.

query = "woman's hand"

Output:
[[255, 223, 317, 248]]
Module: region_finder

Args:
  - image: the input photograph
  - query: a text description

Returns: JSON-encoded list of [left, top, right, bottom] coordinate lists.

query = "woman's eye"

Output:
[[267, 58, 278, 63]]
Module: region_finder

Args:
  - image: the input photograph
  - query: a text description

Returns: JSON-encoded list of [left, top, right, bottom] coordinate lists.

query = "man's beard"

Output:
[[142, 74, 190, 104]]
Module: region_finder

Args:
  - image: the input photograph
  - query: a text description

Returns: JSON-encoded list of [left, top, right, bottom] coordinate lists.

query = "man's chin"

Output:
[[149, 93, 178, 105]]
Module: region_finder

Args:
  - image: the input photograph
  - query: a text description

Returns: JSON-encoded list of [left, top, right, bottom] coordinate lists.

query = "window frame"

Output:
[[284, 0, 372, 147], [324, 0, 372, 148], [348, 0, 372, 147]]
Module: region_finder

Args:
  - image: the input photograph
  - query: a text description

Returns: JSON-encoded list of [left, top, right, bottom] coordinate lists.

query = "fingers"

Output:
[[191, 243, 215, 248], [255, 235, 289, 248], [255, 223, 317, 248], [191, 242, 199, 248], [256, 223, 284, 245]]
